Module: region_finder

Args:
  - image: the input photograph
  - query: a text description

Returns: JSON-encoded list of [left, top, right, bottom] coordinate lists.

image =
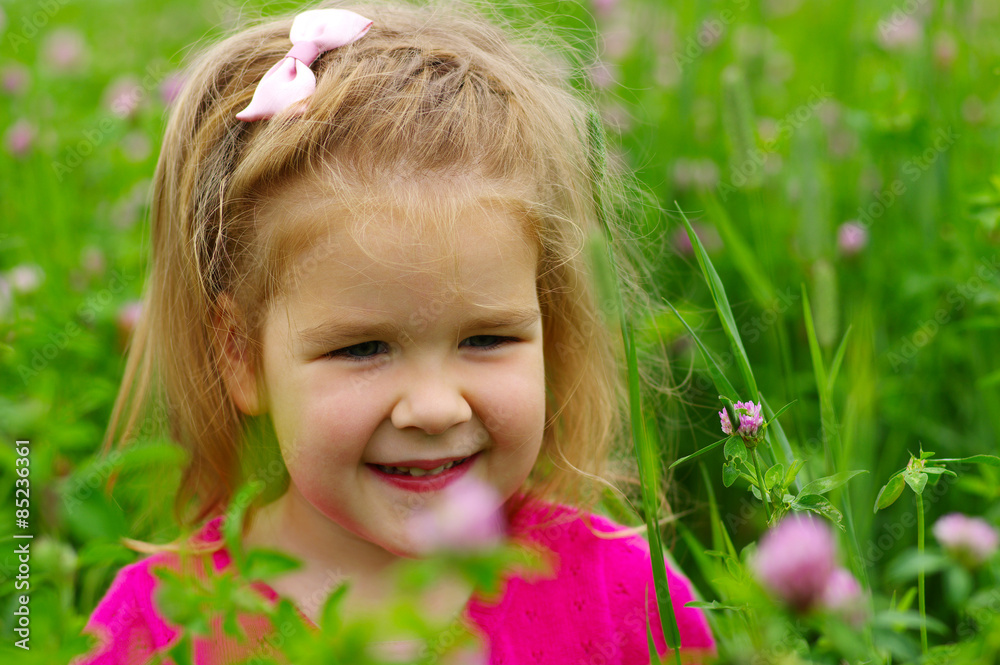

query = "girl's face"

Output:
[[232, 184, 546, 561]]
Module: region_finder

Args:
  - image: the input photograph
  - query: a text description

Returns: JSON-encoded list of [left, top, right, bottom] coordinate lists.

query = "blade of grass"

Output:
[[828, 325, 853, 393], [624, 322, 683, 663], [801, 285, 873, 647], [669, 435, 731, 469], [588, 111, 682, 664], [675, 204, 759, 403], [674, 203, 796, 475], [700, 461, 738, 559], [663, 298, 737, 399], [699, 192, 776, 307]]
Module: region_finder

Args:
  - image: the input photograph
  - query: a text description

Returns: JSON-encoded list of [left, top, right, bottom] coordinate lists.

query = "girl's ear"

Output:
[[213, 293, 265, 416]]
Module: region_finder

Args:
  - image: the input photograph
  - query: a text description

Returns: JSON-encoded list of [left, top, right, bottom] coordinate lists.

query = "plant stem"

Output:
[[752, 450, 772, 522], [916, 491, 928, 654]]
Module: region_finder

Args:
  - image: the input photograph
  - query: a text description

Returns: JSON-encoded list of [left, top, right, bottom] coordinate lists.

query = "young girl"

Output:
[[75, 0, 715, 662]]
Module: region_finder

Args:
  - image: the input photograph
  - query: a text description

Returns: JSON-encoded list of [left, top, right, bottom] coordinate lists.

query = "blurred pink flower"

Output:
[[405, 475, 506, 555], [116, 300, 144, 350], [962, 95, 986, 125], [837, 221, 869, 256], [592, 0, 619, 17], [933, 513, 999, 568], [601, 24, 632, 59], [80, 246, 107, 277], [8, 264, 44, 293], [672, 220, 721, 255], [5, 119, 35, 158], [0, 276, 11, 322], [751, 514, 836, 612], [877, 14, 922, 50], [820, 567, 865, 627], [2, 64, 29, 96], [933, 33, 957, 70], [41, 27, 89, 73], [105, 75, 145, 119], [672, 158, 720, 191], [120, 131, 151, 162], [159, 71, 186, 106], [697, 18, 724, 50], [589, 60, 616, 89]]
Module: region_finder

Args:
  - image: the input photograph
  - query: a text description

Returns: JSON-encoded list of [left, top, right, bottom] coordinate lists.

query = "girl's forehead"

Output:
[[259, 174, 540, 299], [262, 174, 537, 263]]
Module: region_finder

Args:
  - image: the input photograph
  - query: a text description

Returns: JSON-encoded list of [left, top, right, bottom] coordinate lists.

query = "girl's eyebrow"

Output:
[[297, 306, 541, 345]]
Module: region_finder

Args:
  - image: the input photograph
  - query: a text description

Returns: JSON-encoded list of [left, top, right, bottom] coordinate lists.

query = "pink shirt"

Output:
[[74, 500, 715, 664]]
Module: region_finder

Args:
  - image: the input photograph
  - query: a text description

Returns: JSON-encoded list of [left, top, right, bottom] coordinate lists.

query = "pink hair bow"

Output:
[[236, 9, 372, 122]]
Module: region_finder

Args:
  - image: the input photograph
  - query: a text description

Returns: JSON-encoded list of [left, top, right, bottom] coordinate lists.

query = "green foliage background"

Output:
[[1, 0, 998, 661]]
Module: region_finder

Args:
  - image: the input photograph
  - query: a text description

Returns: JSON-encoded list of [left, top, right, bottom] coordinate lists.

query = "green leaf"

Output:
[[792, 494, 844, 529], [765, 463, 784, 491], [920, 450, 936, 460], [684, 600, 748, 611], [222, 611, 245, 641], [320, 582, 350, 632], [167, 633, 194, 665], [799, 469, 868, 497], [724, 436, 748, 463], [887, 550, 950, 582], [939, 454, 1000, 467], [875, 475, 906, 512], [763, 400, 796, 426], [245, 549, 303, 581], [723, 462, 740, 487], [904, 471, 928, 495], [223, 480, 268, 573], [872, 610, 949, 635], [669, 436, 730, 469], [783, 460, 805, 490], [921, 466, 957, 477], [944, 565, 973, 606]]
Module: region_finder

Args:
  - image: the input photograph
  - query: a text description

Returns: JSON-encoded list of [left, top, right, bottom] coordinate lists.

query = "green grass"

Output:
[[2, 0, 1000, 662]]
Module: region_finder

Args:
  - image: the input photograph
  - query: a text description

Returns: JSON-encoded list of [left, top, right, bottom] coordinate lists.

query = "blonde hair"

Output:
[[102, 0, 674, 554]]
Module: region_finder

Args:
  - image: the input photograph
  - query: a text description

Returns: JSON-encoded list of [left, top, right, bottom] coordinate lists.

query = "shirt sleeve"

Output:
[[71, 558, 179, 665], [605, 528, 717, 664]]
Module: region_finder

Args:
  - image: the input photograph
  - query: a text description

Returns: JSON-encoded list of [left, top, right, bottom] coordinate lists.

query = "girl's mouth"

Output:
[[367, 452, 480, 492]]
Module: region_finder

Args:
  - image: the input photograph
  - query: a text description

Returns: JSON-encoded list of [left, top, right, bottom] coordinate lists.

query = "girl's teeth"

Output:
[[379, 458, 466, 477]]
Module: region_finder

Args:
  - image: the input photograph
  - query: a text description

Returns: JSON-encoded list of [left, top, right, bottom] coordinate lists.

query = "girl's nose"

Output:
[[389, 372, 473, 435]]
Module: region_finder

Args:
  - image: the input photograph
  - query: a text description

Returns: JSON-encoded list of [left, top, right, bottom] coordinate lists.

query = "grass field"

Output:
[[1, 0, 999, 662]]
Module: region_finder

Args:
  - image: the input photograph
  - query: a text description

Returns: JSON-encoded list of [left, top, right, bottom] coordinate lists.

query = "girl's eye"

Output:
[[462, 335, 514, 349], [325, 340, 388, 362], [324, 336, 515, 363]]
